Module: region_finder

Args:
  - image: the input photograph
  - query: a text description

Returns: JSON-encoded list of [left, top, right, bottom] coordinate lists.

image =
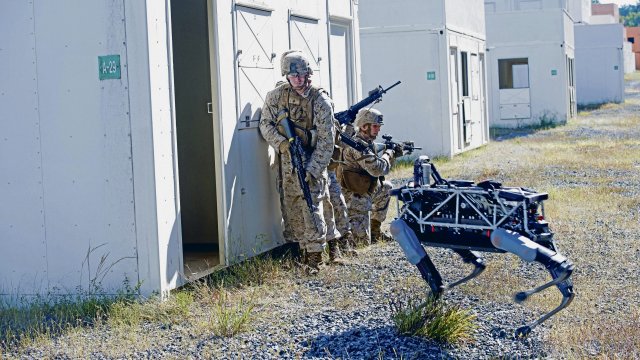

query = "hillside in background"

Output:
[[620, 2, 640, 26]]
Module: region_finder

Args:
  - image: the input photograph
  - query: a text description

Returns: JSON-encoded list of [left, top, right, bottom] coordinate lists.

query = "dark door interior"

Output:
[[170, 0, 220, 278]]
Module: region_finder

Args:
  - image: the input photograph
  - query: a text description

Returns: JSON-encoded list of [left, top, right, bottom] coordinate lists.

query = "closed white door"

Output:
[[289, 15, 322, 86], [236, 5, 275, 130], [232, 4, 283, 261]]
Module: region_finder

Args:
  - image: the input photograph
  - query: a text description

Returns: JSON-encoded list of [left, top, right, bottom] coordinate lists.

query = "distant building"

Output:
[[623, 28, 636, 73], [590, 3, 620, 24], [485, 0, 577, 128], [575, 24, 625, 105], [572, 2, 627, 105], [626, 27, 640, 70], [359, 0, 489, 157]]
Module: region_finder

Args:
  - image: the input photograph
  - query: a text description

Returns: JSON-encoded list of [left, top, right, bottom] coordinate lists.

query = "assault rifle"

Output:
[[277, 110, 318, 223], [379, 134, 421, 155], [336, 133, 421, 159], [334, 81, 402, 155], [335, 81, 401, 126]]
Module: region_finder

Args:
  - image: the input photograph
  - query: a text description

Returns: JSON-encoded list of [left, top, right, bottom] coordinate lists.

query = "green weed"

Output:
[[392, 296, 476, 344], [206, 285, 256, 337]]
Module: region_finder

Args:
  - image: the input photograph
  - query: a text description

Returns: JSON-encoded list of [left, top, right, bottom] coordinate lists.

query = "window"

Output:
[[628, 37, 635, 44], [461, 52, 469, 97], [498, 58, 529, 89]]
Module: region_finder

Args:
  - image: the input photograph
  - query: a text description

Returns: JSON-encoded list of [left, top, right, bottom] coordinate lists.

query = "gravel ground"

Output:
[[9, 78, 640, 359], [14, 245, 547, 359]]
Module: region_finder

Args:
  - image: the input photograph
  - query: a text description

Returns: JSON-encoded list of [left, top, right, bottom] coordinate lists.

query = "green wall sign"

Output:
[[427, 71, 436, 80], [551, 69, 557, 76], [98, 55, 121, 80]]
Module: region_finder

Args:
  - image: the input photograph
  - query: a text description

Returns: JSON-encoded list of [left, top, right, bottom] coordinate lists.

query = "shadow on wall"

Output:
[[223, 103, 286, 266]]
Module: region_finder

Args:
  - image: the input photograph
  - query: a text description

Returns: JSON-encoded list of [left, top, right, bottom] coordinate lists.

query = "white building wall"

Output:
[[575, 23, 624, 105], [359, 0, 445, 28], [486, 5, 575, 127], [590, 15, 617, 24], [360, 29, 448, 155], [567, 0, 591, 23], [0, 1, 49, 296], [484, 0, 574, 12], [125, 1, 176, 298], [445, 0, 486, 37], [142, 0, 183, 297], [623, 41, 635, 74], [1, 0, 141, 297]]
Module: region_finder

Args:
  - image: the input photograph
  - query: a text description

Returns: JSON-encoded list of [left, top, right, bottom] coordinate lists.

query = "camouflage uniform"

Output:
[[259, 82, 339, 254], [371, 179, 393, 231], [328, 169, 351, 239], [339, 132, 396, 246]]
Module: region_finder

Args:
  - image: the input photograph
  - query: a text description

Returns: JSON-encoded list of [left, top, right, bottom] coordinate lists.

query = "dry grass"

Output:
[[389, 99, 640, 358], [0, 254, 297, 357], [624, 71, 640, 81]]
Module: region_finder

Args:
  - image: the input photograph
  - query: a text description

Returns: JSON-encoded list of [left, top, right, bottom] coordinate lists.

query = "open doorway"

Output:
[[170, 0, 221, 280]]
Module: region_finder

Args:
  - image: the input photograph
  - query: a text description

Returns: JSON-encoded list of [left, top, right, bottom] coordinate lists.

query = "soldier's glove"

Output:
[[278, 140, 290, 154], [393, 143, 404, 158]]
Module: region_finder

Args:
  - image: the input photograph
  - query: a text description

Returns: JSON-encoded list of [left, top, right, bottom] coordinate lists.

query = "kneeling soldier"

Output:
[[338, 109, 403, 246]]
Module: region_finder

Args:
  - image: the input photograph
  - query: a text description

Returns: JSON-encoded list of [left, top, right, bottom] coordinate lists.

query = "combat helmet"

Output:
[[355, 108, 384, 128], [280, 50, 313, 77]]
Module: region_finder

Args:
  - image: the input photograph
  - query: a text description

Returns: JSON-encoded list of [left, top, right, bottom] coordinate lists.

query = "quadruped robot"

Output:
[[390, 156, 575, 337]]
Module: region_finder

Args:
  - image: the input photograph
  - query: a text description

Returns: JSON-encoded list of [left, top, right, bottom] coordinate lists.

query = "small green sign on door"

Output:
[[426, 71, 436, 80], [98, 55, 121, 80]]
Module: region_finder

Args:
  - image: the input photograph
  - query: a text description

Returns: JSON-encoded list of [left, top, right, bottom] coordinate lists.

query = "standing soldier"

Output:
[[259, 50, 339, 273], [338, 109, 403, 246]]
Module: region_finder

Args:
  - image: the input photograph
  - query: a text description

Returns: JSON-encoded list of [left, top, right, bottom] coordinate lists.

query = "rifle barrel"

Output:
[[383, 81, 401, 93]]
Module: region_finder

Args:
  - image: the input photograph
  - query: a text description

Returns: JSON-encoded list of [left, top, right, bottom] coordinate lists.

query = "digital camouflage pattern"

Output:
[[343, 180, 392, 245], [354, 108, 384, 128], [280, 50, 313, 77], [328, 170, 351, 239], [259, 82, 338, 252], [340, 132, 396, 245], [371, 180, 392, 225]]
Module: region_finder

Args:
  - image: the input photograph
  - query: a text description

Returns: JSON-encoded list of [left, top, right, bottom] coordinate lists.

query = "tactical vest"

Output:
[[275, 84, 326, 151], [337, 141, 379, 195]]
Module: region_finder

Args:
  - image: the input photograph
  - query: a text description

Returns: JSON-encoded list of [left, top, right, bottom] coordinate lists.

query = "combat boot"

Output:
[[371, 219, 393, 244], [304, 251, 324, 275], [328, 239, 342, 263], [339, 233, 359, 257]]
